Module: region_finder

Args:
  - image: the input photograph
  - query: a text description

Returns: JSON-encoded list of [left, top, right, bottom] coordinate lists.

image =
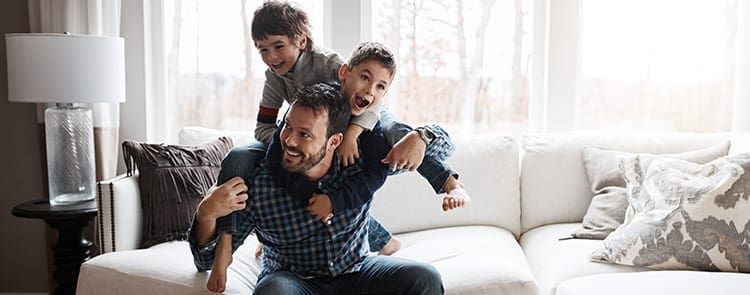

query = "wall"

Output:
[[0, 0, 52, 292]]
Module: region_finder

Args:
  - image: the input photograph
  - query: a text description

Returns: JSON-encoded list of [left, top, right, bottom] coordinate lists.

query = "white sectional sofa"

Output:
[[76, 128, 750, 294]]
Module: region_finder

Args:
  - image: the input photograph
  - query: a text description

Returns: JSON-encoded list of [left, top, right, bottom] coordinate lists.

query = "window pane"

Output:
[[372, 0, 534, 134], [578, 0, 737, 132], [164, 0, 324, 137]]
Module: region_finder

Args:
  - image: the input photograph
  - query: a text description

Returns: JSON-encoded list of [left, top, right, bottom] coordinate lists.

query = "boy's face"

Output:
[[255, 34, 306, 76], [338, 60, 393, 117]]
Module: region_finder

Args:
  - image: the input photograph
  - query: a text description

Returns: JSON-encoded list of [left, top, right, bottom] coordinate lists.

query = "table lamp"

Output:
[[6, 33, 125, 206]]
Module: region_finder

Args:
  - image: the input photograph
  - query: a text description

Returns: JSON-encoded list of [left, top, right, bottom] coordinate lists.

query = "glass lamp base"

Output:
[[45, 104, 96, 206]]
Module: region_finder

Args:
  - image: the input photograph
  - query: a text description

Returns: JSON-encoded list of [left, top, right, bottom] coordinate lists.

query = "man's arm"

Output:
[[187, 177, 249, 271]]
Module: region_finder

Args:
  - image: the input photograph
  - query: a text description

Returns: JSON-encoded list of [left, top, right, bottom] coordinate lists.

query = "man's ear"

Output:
[[327, 133, 344, 152], [338, 64, 349, 84]]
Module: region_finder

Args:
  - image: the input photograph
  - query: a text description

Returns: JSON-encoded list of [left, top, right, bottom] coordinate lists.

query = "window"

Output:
[[576, 0, 738, 132], [371, 0, 534, 134], [164, 0, 324, 138]]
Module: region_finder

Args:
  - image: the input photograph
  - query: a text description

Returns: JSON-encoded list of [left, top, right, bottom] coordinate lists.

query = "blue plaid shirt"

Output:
[[188, 128, 390, 281]]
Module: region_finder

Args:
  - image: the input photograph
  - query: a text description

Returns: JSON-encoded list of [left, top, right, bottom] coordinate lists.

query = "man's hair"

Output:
[[348, 42, 397, 77], [291, 83, 350, 138], [251, 0, 314, 52]]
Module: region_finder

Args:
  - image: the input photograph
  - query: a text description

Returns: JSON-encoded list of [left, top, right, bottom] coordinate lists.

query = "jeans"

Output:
[[379, 108, 457, 193], [254, 255, 444, 295], [215, 142, 393, 252]]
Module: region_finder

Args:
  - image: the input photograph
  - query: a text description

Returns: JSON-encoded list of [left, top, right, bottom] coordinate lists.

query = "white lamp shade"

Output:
[[6, 33, 125, 103]]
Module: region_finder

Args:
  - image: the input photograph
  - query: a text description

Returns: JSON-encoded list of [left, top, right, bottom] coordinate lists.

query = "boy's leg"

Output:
[[208, 141, 268, 292], [215, 141, 268, 233], [367, 216, 401, 255], [380, 108, 471, 209], [328, 255, 444, 294], [207, 232, 233, 292]]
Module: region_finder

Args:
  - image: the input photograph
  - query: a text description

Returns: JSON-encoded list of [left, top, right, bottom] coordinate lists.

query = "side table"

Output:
[[12, 199, 98, 295]]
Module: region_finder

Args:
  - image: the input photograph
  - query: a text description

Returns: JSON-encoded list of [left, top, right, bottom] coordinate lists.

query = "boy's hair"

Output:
[[251, 0, 314, 52], [348, 42, 397, 77], [292, 83, 350, 138]]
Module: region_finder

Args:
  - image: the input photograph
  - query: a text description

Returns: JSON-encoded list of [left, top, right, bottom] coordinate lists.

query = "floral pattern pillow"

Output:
[[590, 153, 750, 272]]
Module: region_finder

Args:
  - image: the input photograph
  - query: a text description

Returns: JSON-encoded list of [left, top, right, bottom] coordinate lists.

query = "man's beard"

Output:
[[281, 143, 327, 173]]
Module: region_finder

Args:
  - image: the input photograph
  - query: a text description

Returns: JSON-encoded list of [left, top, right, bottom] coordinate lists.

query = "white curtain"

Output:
[[28, 0, 123, 181]]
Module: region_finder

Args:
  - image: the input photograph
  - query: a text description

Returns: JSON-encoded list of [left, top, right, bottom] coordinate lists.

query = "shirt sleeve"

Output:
[[350, 99, 383, 131], [421, 124, 455, 162], [255, 70, 287, 143], [325, 123, 390, 213]]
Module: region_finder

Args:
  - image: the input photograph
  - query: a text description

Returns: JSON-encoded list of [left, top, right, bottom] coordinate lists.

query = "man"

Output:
[[189, 83, 444, 294]]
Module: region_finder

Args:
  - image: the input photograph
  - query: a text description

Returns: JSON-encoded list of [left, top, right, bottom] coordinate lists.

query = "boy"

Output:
[[207, 1, 469, 292]]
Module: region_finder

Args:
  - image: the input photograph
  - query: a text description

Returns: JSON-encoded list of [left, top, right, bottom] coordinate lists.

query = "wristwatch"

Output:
[[414, 126, 435, 145]]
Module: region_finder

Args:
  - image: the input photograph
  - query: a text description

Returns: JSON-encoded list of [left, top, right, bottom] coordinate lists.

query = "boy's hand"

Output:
[[339, 136, 360, 167], [307, 193, 334, 222], [381, 131, 426, 171], [197, 177, 248, 221]]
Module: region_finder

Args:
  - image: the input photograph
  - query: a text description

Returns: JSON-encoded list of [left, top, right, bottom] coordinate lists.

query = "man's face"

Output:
[[279, 105, 330, 174], [338, 60, 393, 116], [255, 34, 306, 76]]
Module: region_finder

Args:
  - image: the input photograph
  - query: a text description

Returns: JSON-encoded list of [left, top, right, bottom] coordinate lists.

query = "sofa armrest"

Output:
[[96, 173, 142, 253]]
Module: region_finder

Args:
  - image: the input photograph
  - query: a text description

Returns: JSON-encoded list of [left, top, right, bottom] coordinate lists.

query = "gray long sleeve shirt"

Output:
[[255, 46, 382, 142]]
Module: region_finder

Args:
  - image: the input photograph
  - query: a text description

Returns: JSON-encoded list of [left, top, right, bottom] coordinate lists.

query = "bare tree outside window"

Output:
[[164, 0, 323, 137], [372, 0, 534, 135]]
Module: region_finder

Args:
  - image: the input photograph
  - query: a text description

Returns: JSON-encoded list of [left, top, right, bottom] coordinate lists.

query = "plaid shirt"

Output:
[[277, 123, 456, 213], [188, 128, 390, 281]]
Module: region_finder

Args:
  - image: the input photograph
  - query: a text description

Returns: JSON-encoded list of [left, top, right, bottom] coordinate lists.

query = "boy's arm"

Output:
[[324, 124, 391, 214], [383, 124, 455, 172], [339, 124, 365, 166], [255, 70, 288, 143], [341, 101, 383, 166]]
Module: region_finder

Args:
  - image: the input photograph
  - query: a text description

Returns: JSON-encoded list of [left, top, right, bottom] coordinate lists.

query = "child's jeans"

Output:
[[379, 108, 458, 193], [214, 142, 394, 252]]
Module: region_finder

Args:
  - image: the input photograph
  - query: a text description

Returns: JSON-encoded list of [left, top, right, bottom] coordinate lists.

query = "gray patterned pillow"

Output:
[[573, 142, 730, 239], [589, 153, 750, 272]]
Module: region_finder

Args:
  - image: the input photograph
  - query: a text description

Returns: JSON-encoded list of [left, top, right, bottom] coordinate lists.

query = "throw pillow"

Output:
[[589, 154, 750, 272], [572, 141, 730, 239], [122, 137, 233, 248]]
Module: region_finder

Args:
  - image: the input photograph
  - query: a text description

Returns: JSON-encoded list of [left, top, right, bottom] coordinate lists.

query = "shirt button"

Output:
[[326, 220, 332, 225], [328, 261, 334, 267]]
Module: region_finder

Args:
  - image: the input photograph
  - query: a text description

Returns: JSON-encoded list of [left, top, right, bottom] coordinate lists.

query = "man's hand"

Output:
[[339, 136, 360, 167], [307, 193, 333, 222], [197, 176, 249, 222], [381, 131, 426, 171]]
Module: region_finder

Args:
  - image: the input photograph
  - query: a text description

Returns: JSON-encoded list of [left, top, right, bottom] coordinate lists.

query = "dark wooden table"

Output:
[[12, 199, 97, 295]]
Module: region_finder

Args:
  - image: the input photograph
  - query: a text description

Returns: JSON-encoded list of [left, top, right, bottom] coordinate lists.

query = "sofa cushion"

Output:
[[520, 132, 732, 232], [77, 237, 261, 294], [590, 154, 750, 272], [372, 134, 521, 237], [556, 271, 750, 295], [573, 142, 730, 239], [394, 225, 538, 295], [122, 137, 233, 248], [520, 223, 647, 295]]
